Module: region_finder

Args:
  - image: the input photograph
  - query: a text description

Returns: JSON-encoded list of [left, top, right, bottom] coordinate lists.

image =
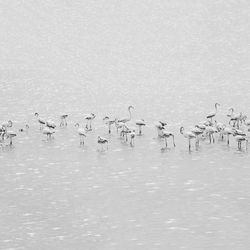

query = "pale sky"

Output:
[[0, 0, 250, 82]]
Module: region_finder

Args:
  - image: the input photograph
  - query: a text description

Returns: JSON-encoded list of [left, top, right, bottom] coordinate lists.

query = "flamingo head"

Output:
[[180, 127, 184, 134], [128, 105, 134, 110], [74, 123, 80, 128], [34, 112, 39, 117], [8, 120, 13, 127], [215, 103, 220, 108]]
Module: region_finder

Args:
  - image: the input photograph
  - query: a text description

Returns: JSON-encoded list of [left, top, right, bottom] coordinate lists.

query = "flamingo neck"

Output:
[[128, 109, 132, 120]]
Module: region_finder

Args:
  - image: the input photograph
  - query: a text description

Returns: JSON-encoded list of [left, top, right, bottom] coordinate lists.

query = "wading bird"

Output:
[[180, 127, 196, 151], [35, 113, 46, 130], [154, 121, 167, 137], [118, 106, 134, 123], [135, 119, 146, 135], [60, 114, 68, 127], [97, 136, 108, 151], [84, 113, 96, 130], [162, 130, 175, 148], [42, 127, 55, 140], [220, 127, 235, 145], [75, 123, 87, 145], [103, 116, 116, 134], [234, 135, 248, 150], [129, 129, 136, 147], [205, 125, 218, 143], [5, 131, 17, 145], [190, 126, 204, 146], [207, 103, 220, 122], [46, 120, 56, 129]]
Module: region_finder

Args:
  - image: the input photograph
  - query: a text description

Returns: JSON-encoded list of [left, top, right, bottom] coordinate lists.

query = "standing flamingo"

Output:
[[229, 110, 243, 129], [205, 125, 218, 143], [42, 127, 55, 140], [84, 113, 96, 130], [154, 121, 167, 137], [180, 127, 196, 151], [206, 103, 220, 122], [234, 135, 248, 150], [60, 114, 68, 127], [5, 131, 17, 145], [97, 136, 108, 151], [135, 119, 146, 135], [35, 113, 46, 130], [118, 106, 134, 123], [190, 126, 204, 145], [129, 129, 136, 147], [103, 116, 116, 134], [162, 130, 176, 148], [220, 127, 235, 145], [75, 123, 87, 145]]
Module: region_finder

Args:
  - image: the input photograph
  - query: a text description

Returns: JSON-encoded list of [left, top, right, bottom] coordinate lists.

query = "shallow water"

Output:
[[1, 1, 250, 249]]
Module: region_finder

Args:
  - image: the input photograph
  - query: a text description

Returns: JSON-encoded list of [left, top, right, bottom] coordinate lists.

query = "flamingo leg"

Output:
[[188, 139, 191, 151], [139, 126, 142, 135], [172, 136, 176, 147]]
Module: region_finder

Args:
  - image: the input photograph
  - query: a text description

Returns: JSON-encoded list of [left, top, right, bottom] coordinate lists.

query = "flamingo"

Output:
[[206, 103, 220, 122], [5, 131, 17, 145], [75, 123, 87, 145], [60, 114, 68, 127], [190, 126, 204, 145], [229, 113, 242, 129], [135, 119, 146, 135], [123, 125, 136, 144], [118, 106, 134, 123], [119, 122, 128, 139], [46, 120, 56, 129], [162, 130, 176, 148], [115, 119, 125, 134], [1, 120, 13, 141], [154, 121, 167, 137], [97, 136, 108, 151], [234, 135, 248, 150], [35, 113, 46, 130], [227, 108, 242, 128], [180, 127, 196, 151], [220, 126, 235, 145], [103, 116, 116, 134], [129, 129, 136, 147], [205, 125, 218, 143], [42, 127, 55, 140], [84, 113, 96, 130]]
